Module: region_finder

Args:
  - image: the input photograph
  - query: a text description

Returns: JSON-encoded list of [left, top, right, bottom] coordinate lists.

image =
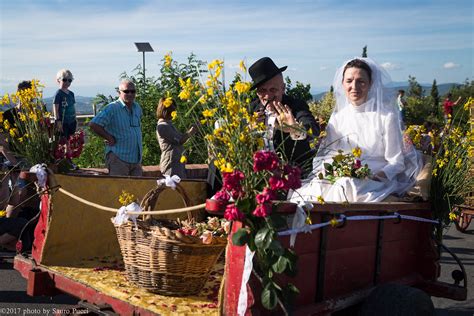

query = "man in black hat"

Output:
[[249, 57, 320, 177]]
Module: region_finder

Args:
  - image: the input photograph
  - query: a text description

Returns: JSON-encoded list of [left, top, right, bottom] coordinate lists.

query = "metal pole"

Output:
[[142, 51, 146, 80]]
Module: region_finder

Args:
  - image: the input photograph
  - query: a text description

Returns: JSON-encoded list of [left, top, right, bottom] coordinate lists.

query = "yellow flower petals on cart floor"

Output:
[[48, 257, 224, 315]]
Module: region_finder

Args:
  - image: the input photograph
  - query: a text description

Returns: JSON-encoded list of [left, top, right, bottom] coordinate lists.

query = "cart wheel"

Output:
[[455, 210, 472, 233], [360, 283, 434, 316]]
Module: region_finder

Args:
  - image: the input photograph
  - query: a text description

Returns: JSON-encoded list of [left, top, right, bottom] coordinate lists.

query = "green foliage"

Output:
[[285, 76, 313, 102], [248, 209, 298, 310], [77, 53, 209, 167], [403, 78, 473, 128], [408, 75, 423, 98], [231, 228, 249, 246], [404, 96, 439, 126], [149, 54, 208, 164], [309, 91, 335, 125], [73, 120, 105, 168], [430, 79, 440, 110], [404, 75, 444, 126], [446, 79, 474, 126], [362, 45, 368, 57], [431, 115, 473, 240], [74, 94, 114, 168]]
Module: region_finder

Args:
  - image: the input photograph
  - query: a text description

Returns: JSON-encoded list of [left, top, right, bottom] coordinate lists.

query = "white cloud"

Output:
[[443, 62, 460, 69], [380, 62, 401, 71]]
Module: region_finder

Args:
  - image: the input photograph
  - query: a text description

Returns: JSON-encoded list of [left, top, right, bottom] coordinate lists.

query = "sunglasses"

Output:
[[121, 90, 136, 94], [62, 78, 73, 83]]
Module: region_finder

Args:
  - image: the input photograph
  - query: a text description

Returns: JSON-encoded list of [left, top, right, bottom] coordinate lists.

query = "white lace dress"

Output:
[[289, 99, 421, 202]]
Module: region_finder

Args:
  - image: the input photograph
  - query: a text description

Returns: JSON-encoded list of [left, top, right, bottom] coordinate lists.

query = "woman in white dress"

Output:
[[289, 58, 421, 202]]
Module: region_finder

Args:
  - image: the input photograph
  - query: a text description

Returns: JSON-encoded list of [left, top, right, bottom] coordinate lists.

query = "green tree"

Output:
[[430, 79, 440, 118], [408, 75, 423, 98], [362, 46, 368, 57], [74, 94, 114, 168], [285, 76, 313, 102], [132, 54, 207, 165], [77, 53, 209, 168]]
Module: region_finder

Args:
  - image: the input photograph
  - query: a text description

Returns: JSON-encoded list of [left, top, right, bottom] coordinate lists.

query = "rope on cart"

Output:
[[57, 187, 206, 215], [278, 212, 440, 237]]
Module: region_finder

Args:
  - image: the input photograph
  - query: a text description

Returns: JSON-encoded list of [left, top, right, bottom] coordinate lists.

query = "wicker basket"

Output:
[[112, 183, 227, 296]]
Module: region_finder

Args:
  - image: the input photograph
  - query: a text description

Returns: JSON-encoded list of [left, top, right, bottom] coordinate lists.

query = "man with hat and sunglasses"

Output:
[[249, 57, 320, 177], [90, 79, 143, 176]]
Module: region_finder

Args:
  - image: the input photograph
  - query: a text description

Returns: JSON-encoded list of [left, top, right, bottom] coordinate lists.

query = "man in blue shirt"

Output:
[[89, 80, 143, 176]]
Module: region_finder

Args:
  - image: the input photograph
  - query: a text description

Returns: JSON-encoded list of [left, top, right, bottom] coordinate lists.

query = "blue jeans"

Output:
[[62, 120, 77, 139]]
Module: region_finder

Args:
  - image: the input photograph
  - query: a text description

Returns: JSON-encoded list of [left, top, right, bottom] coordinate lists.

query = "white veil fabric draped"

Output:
[[289, 57, 422, 203]]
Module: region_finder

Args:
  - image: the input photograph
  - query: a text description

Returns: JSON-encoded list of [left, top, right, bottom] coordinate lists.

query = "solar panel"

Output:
[[134, 42, 154, 52]]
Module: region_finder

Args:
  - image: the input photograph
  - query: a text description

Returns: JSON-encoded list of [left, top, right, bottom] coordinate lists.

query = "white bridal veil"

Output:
[[299, 57, 424, 201]]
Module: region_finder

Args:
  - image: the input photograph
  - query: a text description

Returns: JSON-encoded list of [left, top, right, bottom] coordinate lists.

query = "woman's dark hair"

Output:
[[343, 59, 372, 82], [17, 80, 32, 92], [156, 97, 176, 120]]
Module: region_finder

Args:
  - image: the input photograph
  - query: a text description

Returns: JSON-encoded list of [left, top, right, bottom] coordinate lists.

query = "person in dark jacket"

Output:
[[249, 57, 320, 177]]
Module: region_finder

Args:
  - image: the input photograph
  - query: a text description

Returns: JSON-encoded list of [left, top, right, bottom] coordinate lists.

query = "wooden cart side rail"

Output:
[[274, 201, 432, 213], [13, 255, 156, 316]]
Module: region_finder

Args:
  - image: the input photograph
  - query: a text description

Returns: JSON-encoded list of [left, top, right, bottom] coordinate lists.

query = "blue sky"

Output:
[[0, 0, 472, 97]]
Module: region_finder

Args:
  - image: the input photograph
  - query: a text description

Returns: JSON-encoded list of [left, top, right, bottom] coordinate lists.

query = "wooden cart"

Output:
[[12, 171, 467, 315]]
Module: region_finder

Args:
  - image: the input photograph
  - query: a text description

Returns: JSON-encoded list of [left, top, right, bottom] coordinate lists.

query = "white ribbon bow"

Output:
[[29, 163, 48, 188], [290, 202, 313, 247], [113, 202, 142, 228], [157, 174, 181, 190]]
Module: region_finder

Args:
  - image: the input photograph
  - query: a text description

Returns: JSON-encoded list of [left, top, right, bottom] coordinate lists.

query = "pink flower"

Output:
[[224, 204, 245, 221], [256, 188, 276, 204], [222, 221, 231, 234], [214, 190, 230, 202], [269, 175, 285, 191], [354, 159, 361, 169], [222, 170, 245, 194], [253, 150, 280, 172], [200, 231, 214, 244], [253, 203, 272, 218], [283, 165, 302, 190], [230, 189, 243, 200], [53, 138, 67, 160], [68, 130, 85, 158]]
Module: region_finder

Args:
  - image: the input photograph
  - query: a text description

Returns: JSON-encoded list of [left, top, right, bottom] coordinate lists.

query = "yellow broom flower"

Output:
[[163, 97, 173, 108], [352, 147, 362, 158]]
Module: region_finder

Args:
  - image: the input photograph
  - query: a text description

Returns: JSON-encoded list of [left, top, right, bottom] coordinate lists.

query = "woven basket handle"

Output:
[[140, 182, 193, 221]]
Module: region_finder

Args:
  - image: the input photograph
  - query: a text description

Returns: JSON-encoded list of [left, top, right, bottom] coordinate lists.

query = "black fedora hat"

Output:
[[249, 57, 287, 90]]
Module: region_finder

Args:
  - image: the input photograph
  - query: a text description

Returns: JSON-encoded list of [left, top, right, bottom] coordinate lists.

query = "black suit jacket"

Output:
[[251, 95, 320, 176]]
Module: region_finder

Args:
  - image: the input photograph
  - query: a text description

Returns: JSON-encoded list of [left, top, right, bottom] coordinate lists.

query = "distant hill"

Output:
[[43, 96, 95, 114], [312, 82, 460, 101]]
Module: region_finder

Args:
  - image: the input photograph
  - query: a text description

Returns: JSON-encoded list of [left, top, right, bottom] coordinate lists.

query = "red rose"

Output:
[[354, 159, 361, 169], [222, 170, 245, 193], [253, 150, 280, 172], [224, 204, 245, 221], [214, 190, 230, 202], [256, 187, 276, 204], [283, 165, 302, 190], [269, 175, 285, 190], [253, 203, 272, 217]]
